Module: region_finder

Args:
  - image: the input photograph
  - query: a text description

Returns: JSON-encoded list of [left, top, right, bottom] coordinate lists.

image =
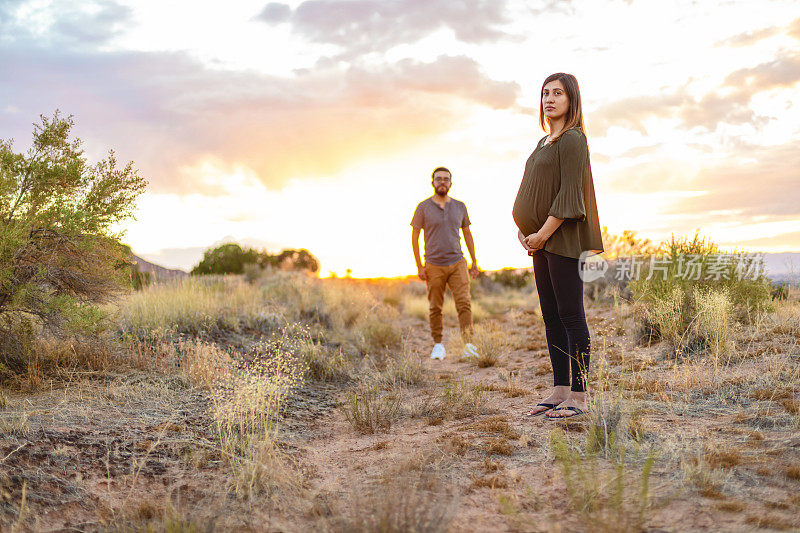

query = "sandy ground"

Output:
[[1, 295, 799, 532]]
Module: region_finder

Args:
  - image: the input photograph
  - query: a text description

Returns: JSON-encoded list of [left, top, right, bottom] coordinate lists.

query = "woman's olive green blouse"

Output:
[[512, 128, 604, 260]]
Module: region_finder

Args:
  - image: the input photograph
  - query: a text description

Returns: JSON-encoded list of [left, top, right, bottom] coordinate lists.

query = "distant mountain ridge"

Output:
[[131, 254, 188, 280]]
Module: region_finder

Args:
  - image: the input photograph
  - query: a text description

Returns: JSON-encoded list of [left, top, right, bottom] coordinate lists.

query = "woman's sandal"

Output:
[[545, 406, 585, 421], [525, 402, 559, 417]]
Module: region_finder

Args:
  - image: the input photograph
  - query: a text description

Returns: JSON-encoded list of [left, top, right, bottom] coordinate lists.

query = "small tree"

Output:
[[190, 243, 264, 275], [191, 244, 320, 275], [273, 248, 320, 274], [0, 112, 147, 368]]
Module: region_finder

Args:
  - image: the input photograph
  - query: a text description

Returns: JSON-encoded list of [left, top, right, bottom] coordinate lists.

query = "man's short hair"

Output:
[[431, 166, 452, 180]]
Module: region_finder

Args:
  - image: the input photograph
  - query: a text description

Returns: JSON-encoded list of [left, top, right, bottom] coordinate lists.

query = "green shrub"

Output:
[[0, 112, 147, 378], [629, 232, 772, 357], [630, 231, 772, 322], [491, 268, 532, 289]]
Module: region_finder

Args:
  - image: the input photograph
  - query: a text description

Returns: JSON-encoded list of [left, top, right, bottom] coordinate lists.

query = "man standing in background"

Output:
[[411, 167, 480, 360]]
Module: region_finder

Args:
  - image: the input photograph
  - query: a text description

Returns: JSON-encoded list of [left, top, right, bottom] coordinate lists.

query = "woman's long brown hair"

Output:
[[539, 72, 585, 142]]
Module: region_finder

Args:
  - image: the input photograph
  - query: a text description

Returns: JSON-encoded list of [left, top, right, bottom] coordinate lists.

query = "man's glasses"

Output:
[[433, 177, 451, 183]]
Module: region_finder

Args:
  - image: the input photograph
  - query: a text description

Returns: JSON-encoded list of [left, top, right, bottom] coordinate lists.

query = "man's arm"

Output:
[[462, 226, 479, 278], [411, 227, 426, 280]]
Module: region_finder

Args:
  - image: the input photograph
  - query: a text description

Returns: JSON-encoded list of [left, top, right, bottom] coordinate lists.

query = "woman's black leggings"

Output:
[[532, 249, 590, 392]]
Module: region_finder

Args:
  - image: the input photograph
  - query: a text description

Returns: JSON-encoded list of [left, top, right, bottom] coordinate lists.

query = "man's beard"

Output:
[[435, 185, 450, 196]]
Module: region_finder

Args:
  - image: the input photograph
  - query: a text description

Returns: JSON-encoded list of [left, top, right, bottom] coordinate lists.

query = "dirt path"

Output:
[[287, 306, 602, 531], [289, 302, 800, 532]]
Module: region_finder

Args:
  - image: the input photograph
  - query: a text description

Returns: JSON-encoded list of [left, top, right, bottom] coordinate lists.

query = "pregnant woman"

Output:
[[512, 72, 604, 420]]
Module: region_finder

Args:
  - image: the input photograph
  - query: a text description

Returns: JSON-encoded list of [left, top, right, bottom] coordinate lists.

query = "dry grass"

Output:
[[105, 500, 215, 532], [342, 383, 402, 434], [704, 446, 743, 469], [355, 306, 403, 354], [326, 470, 457, 533], [117, 276, 264, 336], [471, 474, 509, 489], [549, 428, 656, 532], [692, 286, 736, 367], [7, 255, 800, 531], [479, 372, 528, 398], [0, 412, 30, 437], [464, 416, 521, 440], [377, 346, 426, 387], [781, 398, 800, 416], [300, 340, 357, 383], [766, 301, 800, 336], [1, 332, 125, 390], [456, 321, 509, 368], [714, 499, 746, 513], [205, 340, 307, 501], [745, 513, 795, 531], [681, 450, 726, 497], [420, 377, 489, 421], [480, 437, 515, 456]]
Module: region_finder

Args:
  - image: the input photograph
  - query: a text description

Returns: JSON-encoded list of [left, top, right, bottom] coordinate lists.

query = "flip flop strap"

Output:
[[548, 406, 583, 415]]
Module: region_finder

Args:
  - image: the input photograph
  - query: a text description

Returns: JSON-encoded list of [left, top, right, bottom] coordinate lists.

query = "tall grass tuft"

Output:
[[692, 286, 735, 368], [355, 306, 403, 354], [416, 377, 488, 422], [343, 383, 402, 434], [297, 334, 357, 383], [549, 429, 656, 532], [327, 471, 457, 533], [176, 337, 307, 501], [378, 346, 426, 387], [458, 321, 509, 368]]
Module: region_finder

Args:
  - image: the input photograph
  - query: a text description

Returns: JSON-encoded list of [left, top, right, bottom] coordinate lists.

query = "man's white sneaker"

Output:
[[464, 342, 479, 358], [430, 343, 446, 360]]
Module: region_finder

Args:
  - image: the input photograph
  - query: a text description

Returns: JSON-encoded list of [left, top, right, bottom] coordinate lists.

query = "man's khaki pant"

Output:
[[425, 258, 473, 343]]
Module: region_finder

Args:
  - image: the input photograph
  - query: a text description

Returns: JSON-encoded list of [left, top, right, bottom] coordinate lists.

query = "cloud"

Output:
[[51, 1, 132, 46], [589, 50, 800, 136], [658, 141, 800, 218], [716, 26, 780, 48], [588, 93, 689, 135], [724, 50, 800, 88], [726, 232, 800, 250], [347, 55, 518, 109], [618, 144, 663, 159], [0, 43, 519, 193], [588, 91, 758, 135], [600, 158, 699, 195], [788, 17, 800, 40], [255, 0, 514, 58], [0, 0, 132, 46], [257, 2, 291, 23]]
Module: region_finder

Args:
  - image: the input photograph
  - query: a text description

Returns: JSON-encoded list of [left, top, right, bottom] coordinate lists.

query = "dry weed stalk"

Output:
[[549, 428, 656, 532], [325, 470, 457, 533], [342, 383, 402, 434]]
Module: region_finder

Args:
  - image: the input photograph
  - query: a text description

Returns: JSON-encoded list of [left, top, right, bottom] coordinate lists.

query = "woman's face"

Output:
[[542, 79, 569, 123]]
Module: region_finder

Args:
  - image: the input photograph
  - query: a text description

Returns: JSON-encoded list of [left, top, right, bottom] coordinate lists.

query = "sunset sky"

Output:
[[2, 0, 799, 277]]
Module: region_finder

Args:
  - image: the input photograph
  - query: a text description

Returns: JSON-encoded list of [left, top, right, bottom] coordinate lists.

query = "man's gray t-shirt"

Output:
[[411, 197, 471, 266]]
